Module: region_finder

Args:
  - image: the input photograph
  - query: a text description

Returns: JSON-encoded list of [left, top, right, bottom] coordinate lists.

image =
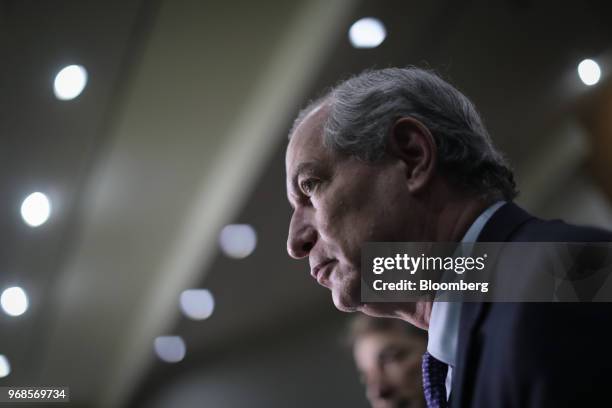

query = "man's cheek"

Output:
[[331, 264, 357, 286], [318, 212, 350, 245], [320, 200, 348, 225], [405, 360, 422, 380]]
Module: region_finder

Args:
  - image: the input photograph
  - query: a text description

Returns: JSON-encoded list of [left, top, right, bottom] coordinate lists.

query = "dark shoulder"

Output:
[[478, 202, 612, 242], [511, 216, 612, 242]]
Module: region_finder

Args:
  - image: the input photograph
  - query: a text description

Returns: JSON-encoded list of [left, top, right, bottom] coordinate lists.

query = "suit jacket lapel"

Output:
[[451, 202, 534, 408]]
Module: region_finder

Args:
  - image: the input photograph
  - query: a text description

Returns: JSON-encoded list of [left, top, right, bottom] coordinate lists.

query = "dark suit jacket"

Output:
[[451, 202, 612, 408]]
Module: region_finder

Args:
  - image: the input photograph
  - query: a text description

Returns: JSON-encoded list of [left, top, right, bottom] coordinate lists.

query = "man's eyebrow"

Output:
[[296, 162, 319, 176], [379, 345, 396, 354], [291, 162, 319, 186], [378, 344, 403, 358]]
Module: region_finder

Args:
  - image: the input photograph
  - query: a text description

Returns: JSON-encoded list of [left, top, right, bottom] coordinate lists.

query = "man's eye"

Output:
[[300, 178, 319, 195], [380, 348, 409, 365]]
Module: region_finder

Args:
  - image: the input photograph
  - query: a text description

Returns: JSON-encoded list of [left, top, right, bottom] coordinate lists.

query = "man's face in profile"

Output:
[[285, 104, 414, 312], [354, 329, 426, 408]]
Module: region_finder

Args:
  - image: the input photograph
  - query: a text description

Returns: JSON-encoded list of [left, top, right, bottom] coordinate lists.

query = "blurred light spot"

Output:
[[349, 17, 386, 49], [0, 355, 10, 378], [53, 65, 88, 100], [578, 59, 601, 86], [219, 224, 257, 259], [1, 287, 28, 317], [21, 192, 51, 227], [180, 289, 215, 320], [154, 336, 186, 363]]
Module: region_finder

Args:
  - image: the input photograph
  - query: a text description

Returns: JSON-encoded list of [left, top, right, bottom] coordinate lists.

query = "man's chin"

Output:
[[331, 290, 360, 312]]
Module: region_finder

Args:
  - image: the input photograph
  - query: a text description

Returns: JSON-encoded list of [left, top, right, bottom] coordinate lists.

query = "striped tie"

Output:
[[422, 351, 448, 408]]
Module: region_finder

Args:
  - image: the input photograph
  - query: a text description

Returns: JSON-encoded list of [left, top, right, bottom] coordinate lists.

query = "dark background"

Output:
[[1, 1, 612, 407]]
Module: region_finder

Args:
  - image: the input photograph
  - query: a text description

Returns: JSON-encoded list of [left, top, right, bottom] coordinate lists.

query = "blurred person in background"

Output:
[[285, 67, 612, 408], [349, 315, 427, 408]]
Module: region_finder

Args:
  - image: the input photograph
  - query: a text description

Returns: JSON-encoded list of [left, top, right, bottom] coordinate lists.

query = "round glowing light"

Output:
[[349, 17, 386, 49], [20, 192, 51, 227], [219, 224, 257, 259], [0, 355, 10, 378], [180, 289, 215, 320], [53, 65, 88, 100], [1, 287, 29, 317], [154, 336, 186, 363], [577, 59, 601, 86]]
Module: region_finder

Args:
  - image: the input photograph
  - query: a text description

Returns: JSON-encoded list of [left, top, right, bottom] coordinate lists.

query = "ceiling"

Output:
[[1, 0, 612, 407]]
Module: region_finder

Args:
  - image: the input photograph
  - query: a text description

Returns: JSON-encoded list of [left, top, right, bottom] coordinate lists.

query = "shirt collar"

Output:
[[461, 201, 506, 243], [426, 201, 505, 366]]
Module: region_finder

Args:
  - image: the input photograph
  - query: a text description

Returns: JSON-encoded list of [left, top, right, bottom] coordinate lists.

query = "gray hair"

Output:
[[292, 67, 517, 200], [346, 314, 426, 348]]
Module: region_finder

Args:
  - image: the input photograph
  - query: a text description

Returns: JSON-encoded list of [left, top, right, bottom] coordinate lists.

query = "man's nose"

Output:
[[376, 383, 395, 400], [368, 375, 396, 402], [287, 211, 317, 259]]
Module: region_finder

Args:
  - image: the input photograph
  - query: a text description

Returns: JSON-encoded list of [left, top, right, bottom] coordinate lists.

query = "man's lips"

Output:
[[310, 260, 337, 285]]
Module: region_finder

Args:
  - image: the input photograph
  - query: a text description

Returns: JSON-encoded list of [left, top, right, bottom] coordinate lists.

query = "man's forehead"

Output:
[[358, 330, 421, 349], [298, 101, 329, 130], [286, 102, 330, 169]]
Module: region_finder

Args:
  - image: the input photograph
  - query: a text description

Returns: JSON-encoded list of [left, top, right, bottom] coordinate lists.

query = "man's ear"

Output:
[[386, 117, 437, 193]]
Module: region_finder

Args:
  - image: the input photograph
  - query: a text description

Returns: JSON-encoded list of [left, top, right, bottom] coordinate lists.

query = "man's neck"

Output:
[[398, 194, 498, 329], [438, 196, 495, 241], [396, 300, 433, 330]]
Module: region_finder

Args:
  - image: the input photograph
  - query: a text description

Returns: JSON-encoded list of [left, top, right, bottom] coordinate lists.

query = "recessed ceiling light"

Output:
[[53, 64, 88, 100], [154, 336, 186, 363], [1, 287, 29, 317], [20, 192, 51, 227], [349, 17, 386, 49], [0, 355, 10, 378], [180, 289, 215, 320], [219, 224, 257, 259], [577, 59, 601, 86]]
